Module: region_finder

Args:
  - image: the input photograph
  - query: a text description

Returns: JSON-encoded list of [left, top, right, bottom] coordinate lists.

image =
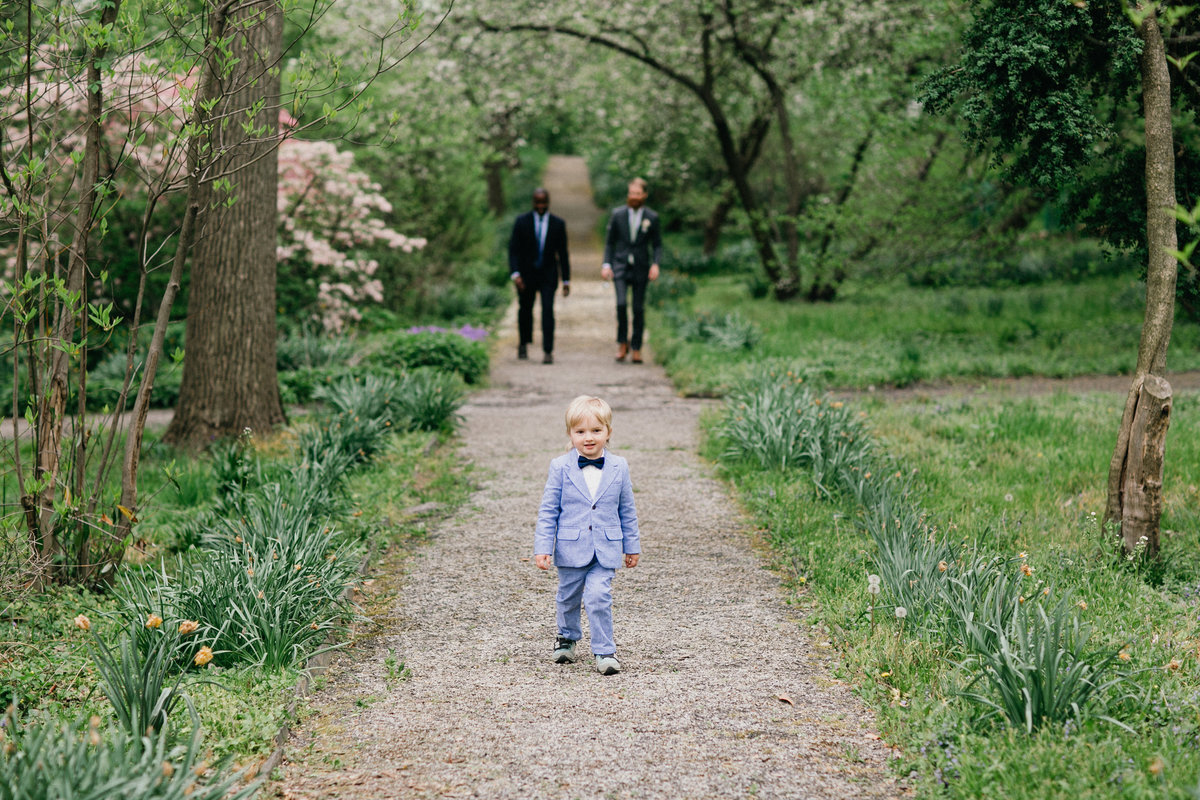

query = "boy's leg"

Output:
[[581, 562, 616, 656], [555, 564, 588, 643]]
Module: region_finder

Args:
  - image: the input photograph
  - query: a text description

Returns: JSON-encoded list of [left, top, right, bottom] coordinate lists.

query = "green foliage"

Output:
[[0, 707, 260, 800], [88, 621, 205, 737], [313, 372, 399, 423], [296, 411, 392, 470], [958, 593, 1129, 734], [392, 368, 466, 434], [646, 270, 697, 309], [669, 309, 761, 351], [366, 331, 488, 385], [920, 0, 1141, 194], [277, 328, 358, 371], [717, 369, 875, 491]]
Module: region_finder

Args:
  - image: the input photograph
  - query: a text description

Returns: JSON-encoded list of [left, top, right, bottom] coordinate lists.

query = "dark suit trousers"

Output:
[[517, 279, 556, 353], [614, 272, 648, 350]]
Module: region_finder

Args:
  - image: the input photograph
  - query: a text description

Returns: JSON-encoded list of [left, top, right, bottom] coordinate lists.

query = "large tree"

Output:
[[922, 0, 1194, 556], [164, 0, 287, 447]]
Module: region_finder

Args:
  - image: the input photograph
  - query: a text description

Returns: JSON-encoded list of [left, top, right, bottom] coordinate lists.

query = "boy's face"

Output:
[[569, 413, 610, 459]]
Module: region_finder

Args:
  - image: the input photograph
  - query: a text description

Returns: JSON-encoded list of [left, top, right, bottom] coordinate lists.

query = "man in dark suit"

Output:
[[601, 178, 662, 363], [509, 188, 570, 364]]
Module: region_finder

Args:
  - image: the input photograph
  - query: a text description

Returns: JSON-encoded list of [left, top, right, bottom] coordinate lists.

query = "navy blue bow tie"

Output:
[[578, 455, 605, 470]]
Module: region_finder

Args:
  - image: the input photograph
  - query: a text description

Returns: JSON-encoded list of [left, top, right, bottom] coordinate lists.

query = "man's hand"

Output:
[[624, 553, 640, 568], [648, 264, 660, 281], [601, 265, 613, 281], [562, 284, 570, 298], [535, 554, 553, 570], [513, 275, 525, 292]]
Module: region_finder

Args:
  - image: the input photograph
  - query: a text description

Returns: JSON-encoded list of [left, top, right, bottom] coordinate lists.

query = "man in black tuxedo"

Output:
[[601, 178, 662, 363], [509, 188, 570, 364]]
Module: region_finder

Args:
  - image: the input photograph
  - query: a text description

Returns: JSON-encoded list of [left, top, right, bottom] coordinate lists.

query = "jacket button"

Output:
[[592, 504, 597, 510], [589, 525, 592, 531]]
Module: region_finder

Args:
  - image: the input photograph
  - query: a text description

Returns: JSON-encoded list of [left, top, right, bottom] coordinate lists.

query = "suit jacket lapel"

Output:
[[593, 456, 619, 501], [567, 453, 591, 500]]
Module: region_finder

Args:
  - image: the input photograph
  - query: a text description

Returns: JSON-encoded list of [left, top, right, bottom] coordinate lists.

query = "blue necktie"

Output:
[[578, 456, 604, 470], [535, 215, 545, 267]]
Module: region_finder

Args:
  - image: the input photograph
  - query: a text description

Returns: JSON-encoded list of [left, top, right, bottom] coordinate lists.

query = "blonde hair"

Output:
[[565, 395, 613, 433]]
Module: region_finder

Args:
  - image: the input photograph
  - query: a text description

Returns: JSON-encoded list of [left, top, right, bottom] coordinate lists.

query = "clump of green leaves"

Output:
[[674, 309, 761, 350], [393, 368, 465, 433], [0, 706, 260, 800], [959, 594, 1128, 734], [717, 369, 874, 489]]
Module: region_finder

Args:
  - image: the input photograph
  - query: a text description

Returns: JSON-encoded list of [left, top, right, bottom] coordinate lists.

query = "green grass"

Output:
[[701, 389, 1200, 798], [672, 275, 1200, 797], [652, 275, 1200, 395]]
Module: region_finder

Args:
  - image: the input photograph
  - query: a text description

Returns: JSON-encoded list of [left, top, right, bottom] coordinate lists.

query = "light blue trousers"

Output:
[[555, 558, 615, 656]]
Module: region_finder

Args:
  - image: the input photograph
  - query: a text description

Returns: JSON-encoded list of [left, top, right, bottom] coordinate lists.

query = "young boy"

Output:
[[534, 395, 640, 675]]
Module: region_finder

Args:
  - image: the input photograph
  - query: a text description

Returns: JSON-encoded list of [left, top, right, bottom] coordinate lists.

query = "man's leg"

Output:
[[630, 274, 649, 351], [539, 282, 556, 354], [613, 275, 629, 346], [516, 283, 536, 354]]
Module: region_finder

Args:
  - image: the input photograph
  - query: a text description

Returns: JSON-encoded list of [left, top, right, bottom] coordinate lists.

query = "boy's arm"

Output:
[[617, 466, 640, 557], [534, 461, 564, 561]]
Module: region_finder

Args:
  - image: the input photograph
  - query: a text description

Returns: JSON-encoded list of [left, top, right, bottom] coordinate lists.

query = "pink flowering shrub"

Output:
[[276, 138, 425, 333], [1, 55, 422, 333]]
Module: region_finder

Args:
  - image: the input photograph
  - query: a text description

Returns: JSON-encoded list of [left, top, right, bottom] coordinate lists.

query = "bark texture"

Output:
[[1116, 375, 1172, 554], [165, 0, 285, 447], [1104, 14, 1178, 557]]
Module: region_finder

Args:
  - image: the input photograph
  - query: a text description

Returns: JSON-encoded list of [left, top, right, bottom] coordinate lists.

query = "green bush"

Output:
[[313, 372, 399, 423], [277, 328, 358, 371], [673, 309, 761, 350], [393, 367, 465, 433], [296, 411, 393, 469], [717, 369, 874, 488], [367, 330, 488, 384], [647, 270, 698, 308], [959, 594, 1129, 734]]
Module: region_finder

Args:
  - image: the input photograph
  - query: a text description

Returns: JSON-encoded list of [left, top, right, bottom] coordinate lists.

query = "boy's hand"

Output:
[[535, 554, 553, 570], [624, 553, 640, 568]]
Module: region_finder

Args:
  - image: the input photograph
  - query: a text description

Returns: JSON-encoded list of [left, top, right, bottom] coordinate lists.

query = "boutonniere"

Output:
[[641, 218, 651, 232]]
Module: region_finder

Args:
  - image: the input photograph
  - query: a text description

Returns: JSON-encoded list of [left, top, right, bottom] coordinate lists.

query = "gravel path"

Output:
[[276, 157, 901, 800]]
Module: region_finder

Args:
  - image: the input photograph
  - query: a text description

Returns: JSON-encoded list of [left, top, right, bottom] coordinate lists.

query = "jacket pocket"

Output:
[[604, 527, 624, 541], [557, 527, 581, 541]]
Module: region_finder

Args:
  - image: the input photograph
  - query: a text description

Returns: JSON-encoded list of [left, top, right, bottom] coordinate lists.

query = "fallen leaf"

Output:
[[865, 732, 881, 740], [776, 693, 794, 706]]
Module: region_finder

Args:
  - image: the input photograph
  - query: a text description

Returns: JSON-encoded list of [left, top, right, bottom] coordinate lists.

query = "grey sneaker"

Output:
[[552, 637, 577, 664], [594, 654, 621, 675]]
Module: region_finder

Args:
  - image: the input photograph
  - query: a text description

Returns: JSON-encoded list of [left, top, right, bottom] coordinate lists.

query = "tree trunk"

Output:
[[701, 184, 736, 256], [1112, 375, 1172, 556], [1103, 13, 1178, 557], [484, 158, 506, 216], [165, 0, 285, 448]]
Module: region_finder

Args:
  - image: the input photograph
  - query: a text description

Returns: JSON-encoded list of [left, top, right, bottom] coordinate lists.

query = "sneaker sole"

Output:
[[553, 652, 576, 664]]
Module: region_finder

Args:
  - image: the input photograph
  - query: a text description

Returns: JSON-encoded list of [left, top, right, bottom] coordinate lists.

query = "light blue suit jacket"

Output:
[[535, 448, 640, 569]]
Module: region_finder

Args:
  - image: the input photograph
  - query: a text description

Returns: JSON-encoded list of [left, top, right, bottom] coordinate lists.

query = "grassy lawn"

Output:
[[669, 277, 1200, 798], [652, 274, 1200, 395]]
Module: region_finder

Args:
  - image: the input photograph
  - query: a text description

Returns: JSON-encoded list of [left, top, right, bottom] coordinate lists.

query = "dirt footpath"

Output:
[[276, 156, 901, 799]]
